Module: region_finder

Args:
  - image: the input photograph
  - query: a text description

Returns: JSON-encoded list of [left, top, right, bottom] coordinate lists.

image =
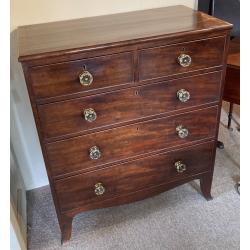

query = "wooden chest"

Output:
[[18, 5, 232, 243]]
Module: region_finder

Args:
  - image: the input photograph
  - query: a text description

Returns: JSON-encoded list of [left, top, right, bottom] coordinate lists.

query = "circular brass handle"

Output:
[[94, 183, 105, 196], [79, 70, 93, 86], [178, 54, 192, 67], [84, 108, 97, 122], [176, 125, 189, 139], [177, 89, 190, 102], [89, 146, 101, 160], [174, 161, 187, 173]]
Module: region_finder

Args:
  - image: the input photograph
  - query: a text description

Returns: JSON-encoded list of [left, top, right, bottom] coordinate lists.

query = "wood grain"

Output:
[[38, 71, 222, 140], [18, 5, 232, 61], [223, 38, 240, 105], [139, 36, 225, 81], [46, 106, 218, 178], [227, 37, 240, 68], [55, 141, 214, 212], [29, 52, 134, 100]]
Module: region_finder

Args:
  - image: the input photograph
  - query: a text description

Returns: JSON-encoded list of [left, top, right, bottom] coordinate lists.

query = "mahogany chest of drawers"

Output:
[[18, 5, 232, 243]]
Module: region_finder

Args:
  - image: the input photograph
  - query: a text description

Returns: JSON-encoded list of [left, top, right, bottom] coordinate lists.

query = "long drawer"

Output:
[[38, 71, 222, 140], [139, 36, 225, 82], [46, 106, 218, 177], [28, 52, 134, 100], [55, 141, 214, 212]]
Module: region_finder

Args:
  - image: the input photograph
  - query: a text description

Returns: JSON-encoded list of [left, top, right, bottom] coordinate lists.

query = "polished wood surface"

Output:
[[227, 37, 240, 68], [55, 141, 214, 212], [18, 5, 231, 61], [46, 106, 218, 178], [224, 67, 240, 105], [224, 38, 240, 105], [29, 52, 134, 100], [38, 71, 222, 140], [139, 36, 225, 81], [222, 37, 240, 132], [59, 170, 214, 241], [18, 5, 232, 243]]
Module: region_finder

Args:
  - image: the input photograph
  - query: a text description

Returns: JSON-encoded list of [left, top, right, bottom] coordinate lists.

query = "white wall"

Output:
[[10, 223, 21, 250], [10, 0, 196, 190], [10, 146, 27, 241]]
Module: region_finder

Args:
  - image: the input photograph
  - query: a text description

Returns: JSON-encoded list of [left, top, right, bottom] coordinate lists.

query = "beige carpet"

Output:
[[27, 103, 240, 250]]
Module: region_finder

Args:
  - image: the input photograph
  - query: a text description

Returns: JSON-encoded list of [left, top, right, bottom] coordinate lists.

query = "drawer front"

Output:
[[46, 106, 218, 177], [38, 71, 222, 140], [29, 52, 134, 99], [139, 36, 225, 81], [55, 141, 214, 212]]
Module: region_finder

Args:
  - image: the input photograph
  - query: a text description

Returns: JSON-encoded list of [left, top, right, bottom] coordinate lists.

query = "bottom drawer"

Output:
[[55, 141, 214, 212]]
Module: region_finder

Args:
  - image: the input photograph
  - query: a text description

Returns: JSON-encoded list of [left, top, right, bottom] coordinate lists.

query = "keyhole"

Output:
[[181, 47, 186, 52], [135, 90, 139, 96]]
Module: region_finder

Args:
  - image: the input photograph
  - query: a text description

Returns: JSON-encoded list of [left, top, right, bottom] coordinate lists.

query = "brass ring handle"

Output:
[[89, 146, 101, 160], [174, 161, 187, 173], [177, 89, 190, 102], [79, 70, 93, 86], [178, 54, 192, 67], [176, 125, 189, 139], [94, 183, 105, 196], [83, 108, 97, 122]]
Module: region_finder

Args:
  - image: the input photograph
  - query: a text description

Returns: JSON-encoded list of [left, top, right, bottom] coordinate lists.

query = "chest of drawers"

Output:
[[18, 5, 232, 243]]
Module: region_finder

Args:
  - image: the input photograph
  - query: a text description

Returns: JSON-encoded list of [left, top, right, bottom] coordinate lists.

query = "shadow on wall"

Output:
[[10, 29, 49, 190]]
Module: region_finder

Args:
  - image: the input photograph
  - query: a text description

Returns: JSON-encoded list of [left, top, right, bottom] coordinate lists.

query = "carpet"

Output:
[[27, 103, 240, 250]]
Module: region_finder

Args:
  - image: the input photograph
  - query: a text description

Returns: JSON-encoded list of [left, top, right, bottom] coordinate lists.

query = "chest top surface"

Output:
[[18, 5, 232, 62]]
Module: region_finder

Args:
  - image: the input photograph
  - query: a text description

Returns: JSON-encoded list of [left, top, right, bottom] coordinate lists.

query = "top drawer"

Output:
[[139, 36, 225, 82], [28, 52, 134, 100]]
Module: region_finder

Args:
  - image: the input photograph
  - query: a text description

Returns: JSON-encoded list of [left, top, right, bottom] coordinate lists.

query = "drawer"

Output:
[[46, 106, 218, 177], [29, 52, 134, 100], [139, 36, 225, 81], [55, 141, 214, 212], [38, 71, 222, 140]]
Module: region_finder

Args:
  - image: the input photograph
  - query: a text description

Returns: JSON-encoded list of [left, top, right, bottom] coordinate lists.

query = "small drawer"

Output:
[[46, 106, 218, 177], [29, 52, 134, 100], [38, 71, 222, 140], [139, 36, 225, 81], [54, 141, 214, 212]]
